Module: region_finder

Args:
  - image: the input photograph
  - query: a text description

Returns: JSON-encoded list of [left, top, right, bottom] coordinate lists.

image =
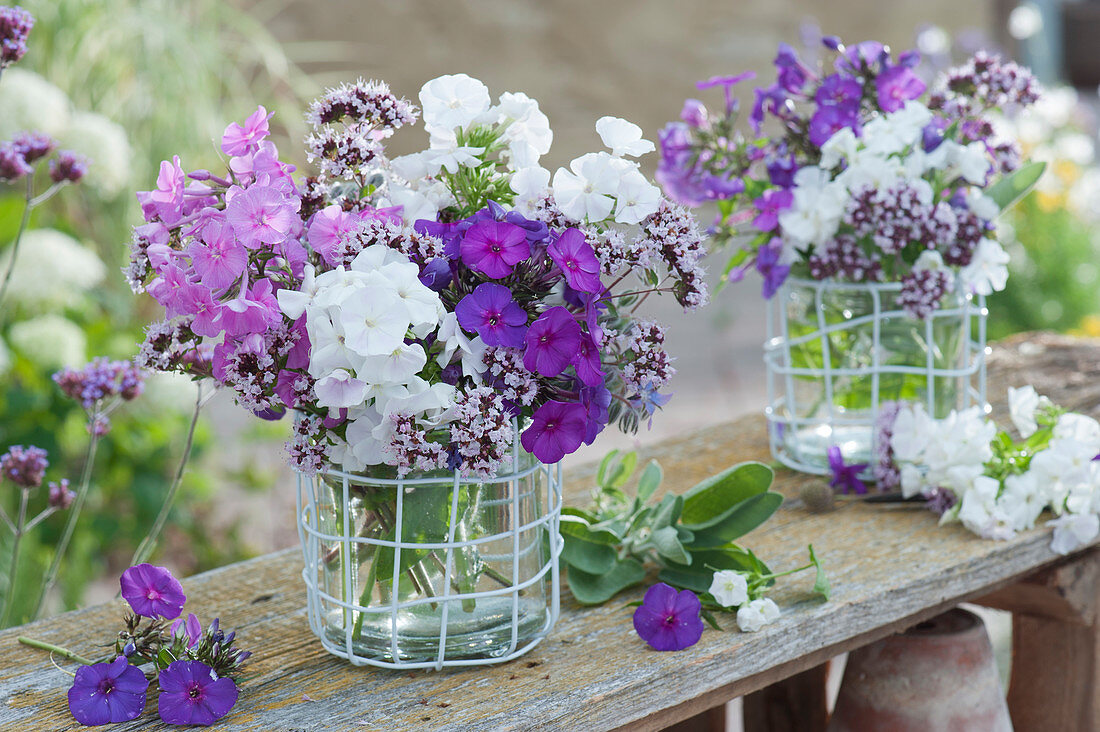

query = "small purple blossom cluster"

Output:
[[897, 266, 953, 320], [0, 4, 32, 68], [657, 36, 1039, 319], [447, 387, 514, 478], [0, 128, 86, 185], [53, 358, 145, 408], [62, 564, 248, 727], [0, 444, 47, 488]]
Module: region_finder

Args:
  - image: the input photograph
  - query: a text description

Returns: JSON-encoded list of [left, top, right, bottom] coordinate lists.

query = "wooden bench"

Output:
[[3, 333, 1099, 731]]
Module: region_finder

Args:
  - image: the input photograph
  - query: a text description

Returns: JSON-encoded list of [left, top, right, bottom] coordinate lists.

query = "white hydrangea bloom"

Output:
[[0, 69, 71, 139], [8, 314, 86, 368], [708, 570, 749, 608], [0, 229, 106, 311], [58, 111, 133, 197]]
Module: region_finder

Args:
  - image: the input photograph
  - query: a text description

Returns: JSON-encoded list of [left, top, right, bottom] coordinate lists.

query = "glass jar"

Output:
[[297, 445, 562, 669], [764, 277, 986, 476]]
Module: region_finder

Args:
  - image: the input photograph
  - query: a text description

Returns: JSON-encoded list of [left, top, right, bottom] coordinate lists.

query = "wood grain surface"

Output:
[[2, 333, 1097, 731]]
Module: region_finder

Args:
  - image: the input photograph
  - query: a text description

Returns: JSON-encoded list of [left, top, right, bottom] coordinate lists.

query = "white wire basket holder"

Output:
[[296, 432, 562, 671], [764, 277, 988, 477]]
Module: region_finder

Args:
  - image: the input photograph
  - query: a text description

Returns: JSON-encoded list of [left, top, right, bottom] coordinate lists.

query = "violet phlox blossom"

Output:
[[455, 282, 528, 348], [171, 612, 204, 648], [548, 228, 602, 294], [827, 445, 869, 495], [0, 444, 47, 488], [67, 656, 148, 726], [157, 659, 239, 726], [459, 219, 531, 279], [632, 582, 705, 652], [120, 563, 187, 620], [754, 240, 790, 299], [224, 183, 301, 249], [520, 399, 587, 464], [876, 62, 927, 113], [695, 71, 756, 114], [0, 5, 33, 68], [221, 106, 273, 158], [523, 306, 581, 377]]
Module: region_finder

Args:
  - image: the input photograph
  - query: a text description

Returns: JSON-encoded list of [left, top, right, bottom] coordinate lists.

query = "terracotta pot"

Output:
[[828, 607, 1011, 731]]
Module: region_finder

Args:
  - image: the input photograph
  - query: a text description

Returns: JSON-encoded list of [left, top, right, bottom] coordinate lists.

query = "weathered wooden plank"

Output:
[[1, 334, 1097, 731], [742, 663, 828, 732]]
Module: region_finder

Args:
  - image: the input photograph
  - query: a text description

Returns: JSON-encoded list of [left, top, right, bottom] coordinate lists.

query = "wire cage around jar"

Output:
[[764, 277, 988, 478], [295, 430, 563, 671]]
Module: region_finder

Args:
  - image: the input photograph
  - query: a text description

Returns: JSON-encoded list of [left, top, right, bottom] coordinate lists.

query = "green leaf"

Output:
[[657, 562, 714, 593], [562, 506, 597, 523], [596, 450, 620, 487], [680, 462, 775, 529], [650, 526, 691, 565], [986, 161, 1046, 212], [559, 517, 621, 575], [690, 492, 784, 547], [650, 494, 683, 530], [636, 460, 663, 503], [694, 547, 772, 577], [566, 558, 646, 605], [700, 609, 723, 631], [809, 544, 831, 601], [608, 451, 638, 489]]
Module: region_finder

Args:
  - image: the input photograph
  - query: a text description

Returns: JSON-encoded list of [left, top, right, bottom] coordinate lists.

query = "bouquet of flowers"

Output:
[[657, 37, 1043, 318], [128, 74, 707, 478], [876, 387, 1100, 554]]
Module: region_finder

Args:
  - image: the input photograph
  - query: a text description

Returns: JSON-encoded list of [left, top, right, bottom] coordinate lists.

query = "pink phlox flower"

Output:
[[216, 278, 281, 337], [228, 141, 296, 185], [143, 155, 186, 225], [221, 105, 273, 158], [147, 264, 203, 319], [308, 205, 360, 267], [181, 283, 223, 338], [224, 183, 299, 249], [188, 221, 247, 292]]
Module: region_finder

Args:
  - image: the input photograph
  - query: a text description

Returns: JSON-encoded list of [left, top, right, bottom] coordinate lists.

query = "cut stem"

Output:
[[128, 382, 207, 567], [0, 175, 35, 316], [0, 488, 30, 626], [17, 636, 96, 666]]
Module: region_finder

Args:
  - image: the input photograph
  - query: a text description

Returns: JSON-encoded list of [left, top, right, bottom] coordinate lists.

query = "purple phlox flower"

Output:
[[897, 49, 921, 68], [750, 83, 788, 134], [455, 283, 528, 348], [189, 221, 247, 292], [414, 219, 462, 258], [548, 228, 602, 293], [766, 153, 798, 188], [520, 400, 587, 463], [222, 106, 272, 158], [49, 150, 88, 184], [876, 63, 927, 112], [502, 210, 551, 245], [821, 35, 843, 51], [0, 445, 48, 488], [179, 282, 222, 338], [459, 220, 530, 278], [146, 263, 201, 319], [579, 383, 611, 445], [632, 582, 704, 652], [216, 278, 281, 337], [656, 122, 706, 207], [696, 71, 756, 114], [814, 73, 863, 110], [229, 140, 296, 184], [157, 659, 239, 726], [523, 306, 582, 377], [727, 265, 748, 284], [0, 5, 33, 68], [774, 42, 809, 93], [307, 204, 359, 267], [752, 189, 793, 232], [0, 141, 31, 182], [827, 445, 868, 495], [839, 40, 887, 72], [48, 479, 75, 509], [628, 383, 672, 428], [224, 183, 300, 249], [171, 612, 204, 648], [921, 118, 948, 153], [808, 103, 861, 147], [252, 404, 287, 421], [680, 99, 709, 129], [702, 173, 745, 200], [67, 656, 148, 726], [418, 257, 452, 291], [120, 563, 186, 619], [755, 241, 790, 299], [12, 131, 55, 163], [572, 330, 604, 387]]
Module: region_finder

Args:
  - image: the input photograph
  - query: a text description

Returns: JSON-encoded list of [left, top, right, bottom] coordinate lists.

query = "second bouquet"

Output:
[[128, 74, 708, 668]]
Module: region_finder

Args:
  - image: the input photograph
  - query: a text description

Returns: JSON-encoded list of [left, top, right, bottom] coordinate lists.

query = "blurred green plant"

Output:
[[1, 0, 313, 622]]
